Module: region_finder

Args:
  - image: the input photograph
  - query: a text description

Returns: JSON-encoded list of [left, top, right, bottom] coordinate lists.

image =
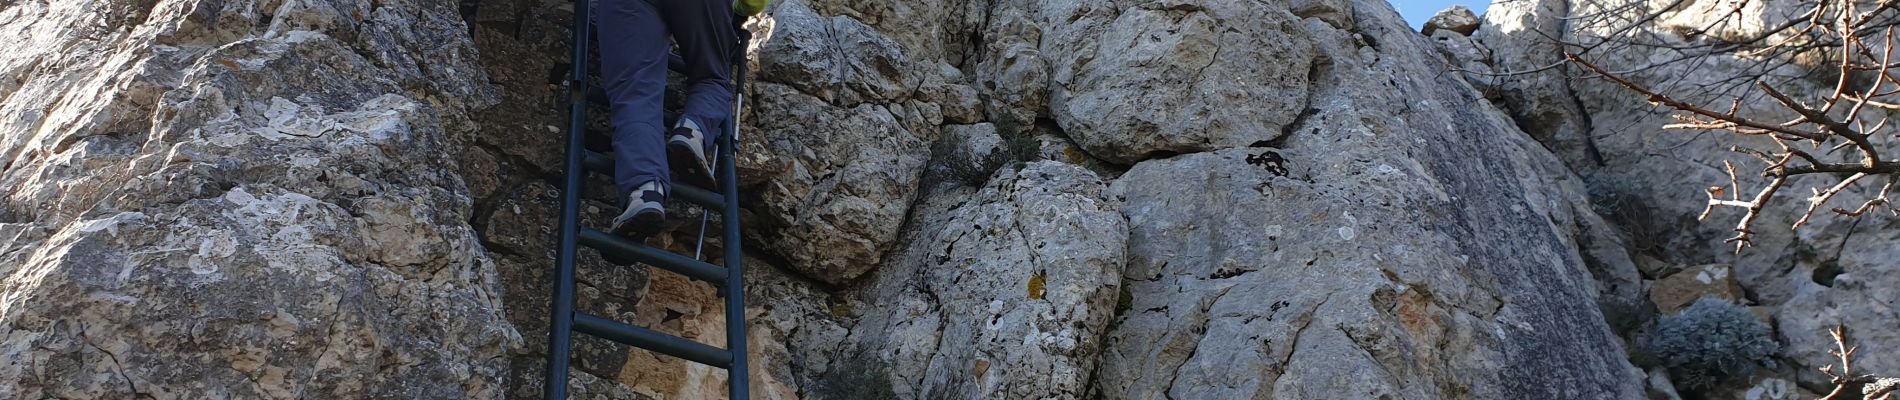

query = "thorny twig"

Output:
[[1819, 325, 1899, 400]]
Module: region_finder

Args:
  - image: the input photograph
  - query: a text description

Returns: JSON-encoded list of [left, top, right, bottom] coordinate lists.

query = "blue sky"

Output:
[[1391, 0, 1491, 29]]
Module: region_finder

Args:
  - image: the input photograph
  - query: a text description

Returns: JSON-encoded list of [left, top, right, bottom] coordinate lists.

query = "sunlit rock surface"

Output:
[[0, 0, 1693, 397]]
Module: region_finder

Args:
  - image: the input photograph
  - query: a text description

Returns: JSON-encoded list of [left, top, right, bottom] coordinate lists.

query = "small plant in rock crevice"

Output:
[[1586, 178, 1668, 254], [811, 353, 898, 400], [1635, 297, 1778, 392]]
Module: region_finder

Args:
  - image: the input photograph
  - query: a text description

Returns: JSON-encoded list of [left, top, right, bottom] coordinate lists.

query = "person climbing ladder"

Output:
[[543, 0, 769, 399], [600, 0, 767, 238]]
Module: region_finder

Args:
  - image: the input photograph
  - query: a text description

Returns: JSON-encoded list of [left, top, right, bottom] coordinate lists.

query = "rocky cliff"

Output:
[[0, 0, 516, 397], [1457, 0, 1900, 396], [0, 0, 1705, 398]]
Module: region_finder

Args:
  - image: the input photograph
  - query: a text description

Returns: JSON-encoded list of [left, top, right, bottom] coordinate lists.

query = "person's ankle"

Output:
[[675, 118, 704, 137]]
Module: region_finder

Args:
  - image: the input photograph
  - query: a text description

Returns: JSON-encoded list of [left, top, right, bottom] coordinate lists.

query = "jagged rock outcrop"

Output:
[[1039, 0, 1317, 164], [1424, 6, 1481, 36], [1476, 0, 1900, 391], [740, 81, 929, 285], [1082, 1, 1644, 395], [1464, 0, 1602, 170], [745, 0, 1646, 397], [828, 161, 1126, 399], [742, 0, 939, 285], [0, 0, 516, 397]]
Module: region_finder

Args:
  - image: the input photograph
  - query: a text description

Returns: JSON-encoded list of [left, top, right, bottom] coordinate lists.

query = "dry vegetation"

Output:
[[1552, 0, 1897, 397], [1562, 0, 1900, 253]]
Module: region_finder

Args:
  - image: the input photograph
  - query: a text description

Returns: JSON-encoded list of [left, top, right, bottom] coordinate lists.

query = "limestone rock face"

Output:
[[3, 0, 1687, 396], [1480, 0, 1900, 388], [741, 82, 931, 285], [1777, 265, 1900, 387], [1103, 148, 1641, 399], [0, 0, 516, 398], [1424, 5, 1482, 36], [1466, 0, 1600, 170], [930, 123, 1008, 186], [832, 161, 1126, 399], [742, 0, 937, 285], [1040, 0, 1318, 164], [1090, 1, 1645, 396], [1648, 264, 1745, 314], [1429, 29, 1494, 78], [755, 0, 919, 106]]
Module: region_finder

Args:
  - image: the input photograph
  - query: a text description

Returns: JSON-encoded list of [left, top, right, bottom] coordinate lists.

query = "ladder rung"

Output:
[[581, 151, 727, 209], [573, 312, 732, 369], [578, 228, 726, 284]]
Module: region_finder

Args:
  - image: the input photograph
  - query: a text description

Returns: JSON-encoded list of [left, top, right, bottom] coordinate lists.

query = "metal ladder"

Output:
[[544, 0, 750, 398]]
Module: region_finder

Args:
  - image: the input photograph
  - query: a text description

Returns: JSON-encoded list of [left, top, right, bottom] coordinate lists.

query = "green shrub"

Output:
[[1637, 298, 1778, 390]]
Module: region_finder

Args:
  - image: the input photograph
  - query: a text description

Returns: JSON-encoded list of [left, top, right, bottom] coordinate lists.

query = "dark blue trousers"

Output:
[[597, 0, 735, 198]]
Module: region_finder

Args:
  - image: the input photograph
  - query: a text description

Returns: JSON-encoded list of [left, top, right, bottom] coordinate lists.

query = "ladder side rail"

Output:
[[722, 34, 751, 399], [544, 0, 593, 396]]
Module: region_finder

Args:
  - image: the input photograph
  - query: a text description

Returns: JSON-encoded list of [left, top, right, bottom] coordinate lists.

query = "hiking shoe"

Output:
[[609, 181, 666, 239], [667, 118, 715, 189]]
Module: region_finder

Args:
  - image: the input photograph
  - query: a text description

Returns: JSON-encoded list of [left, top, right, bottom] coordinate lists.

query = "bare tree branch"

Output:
[[1819, 325, 1900, 400], [1560, 0, 1900, 252]]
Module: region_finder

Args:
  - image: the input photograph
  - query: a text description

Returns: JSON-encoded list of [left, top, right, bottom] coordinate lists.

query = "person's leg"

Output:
[[663, 0, 734, 129], [658, 0, 735, 186], [598, 0, 670, 199]]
